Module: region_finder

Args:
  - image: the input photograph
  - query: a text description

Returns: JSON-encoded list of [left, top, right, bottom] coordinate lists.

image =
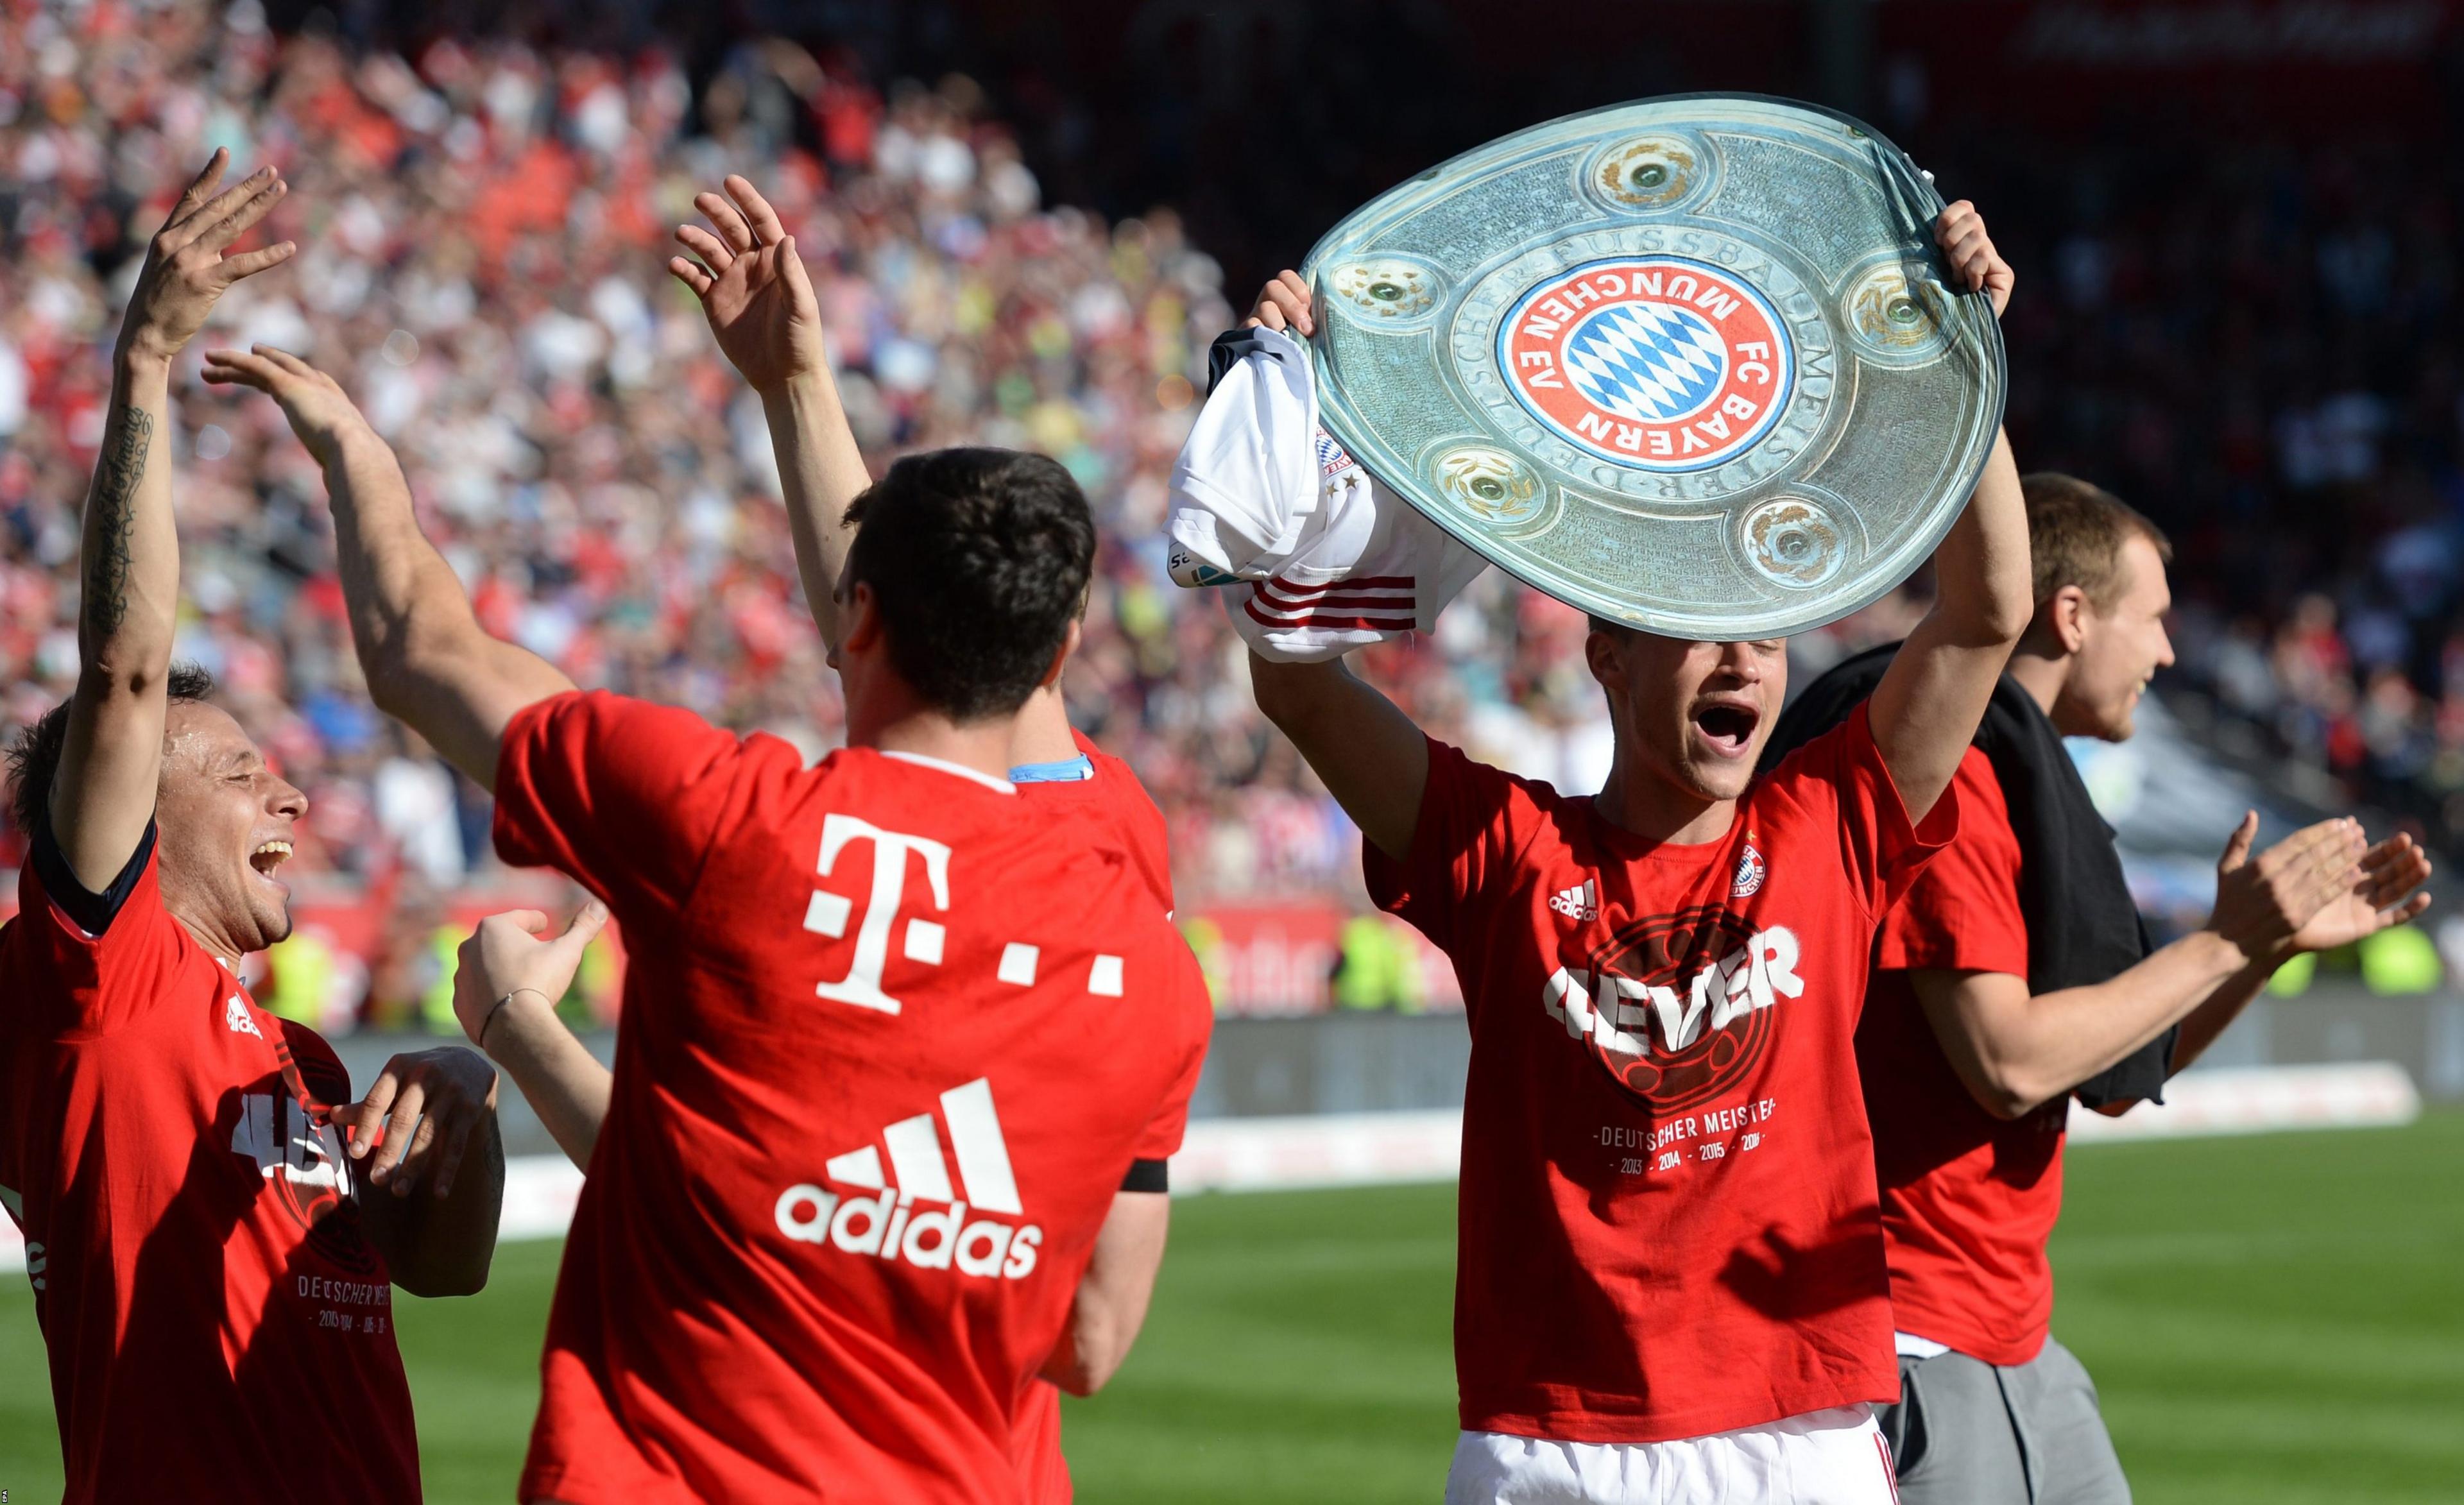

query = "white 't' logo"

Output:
[[807, 813, 953, 1015]]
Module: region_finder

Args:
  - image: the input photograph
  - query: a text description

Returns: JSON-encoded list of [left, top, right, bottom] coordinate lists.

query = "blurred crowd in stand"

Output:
[[4, 4, 2463, 1023], [1911, 114, 2464, 853]]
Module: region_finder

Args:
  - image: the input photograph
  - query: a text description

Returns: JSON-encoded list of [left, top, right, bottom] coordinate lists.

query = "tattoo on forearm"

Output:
[[84, 404, 153, 640]]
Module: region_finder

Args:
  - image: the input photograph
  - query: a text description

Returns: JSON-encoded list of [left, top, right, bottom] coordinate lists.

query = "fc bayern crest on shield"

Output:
[[1496, 257, 1795, 473], [1297, 94, 2008, 643]]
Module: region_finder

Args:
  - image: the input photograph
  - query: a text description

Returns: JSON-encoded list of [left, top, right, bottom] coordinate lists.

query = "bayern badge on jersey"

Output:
[[1497, 257, 1794, 473], [1731, 842, 1767, 899]]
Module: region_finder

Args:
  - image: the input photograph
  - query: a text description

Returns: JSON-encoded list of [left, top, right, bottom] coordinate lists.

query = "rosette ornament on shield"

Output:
[[1300, 94, 2006, 640]]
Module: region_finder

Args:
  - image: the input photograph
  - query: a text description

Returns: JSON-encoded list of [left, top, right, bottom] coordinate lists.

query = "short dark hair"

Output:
[[843, 449, 1097, 722], [8, 663, 218, 837], [2022, 472, 2172, 613]]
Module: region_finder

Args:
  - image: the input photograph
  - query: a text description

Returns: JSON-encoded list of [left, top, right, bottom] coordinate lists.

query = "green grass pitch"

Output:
[[3, 1113, 2459, 1502]]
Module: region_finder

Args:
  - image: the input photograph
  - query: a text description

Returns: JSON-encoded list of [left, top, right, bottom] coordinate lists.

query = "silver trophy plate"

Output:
[[1299, 93, 2005, 640]]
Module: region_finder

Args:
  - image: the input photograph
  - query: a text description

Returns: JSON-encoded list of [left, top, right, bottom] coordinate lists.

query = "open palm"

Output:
[[2287, 833, 2434, 953], [670, 174, 826, 394]]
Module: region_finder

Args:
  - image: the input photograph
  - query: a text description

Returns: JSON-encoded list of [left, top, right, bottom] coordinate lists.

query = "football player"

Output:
[[208, 297, 1210, 1500], [1240, 202, 2026, 1504], [1768, 474, 2429, 1504], [0, 153, 501, 1505]]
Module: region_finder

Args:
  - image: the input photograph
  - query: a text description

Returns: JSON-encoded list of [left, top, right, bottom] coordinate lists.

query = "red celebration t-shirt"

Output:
[[0, 834, 419, 1504], [494, 692, 1211, 1505], [1863, 746, 2055, 1366], [1367, 706, 1955, 1443]]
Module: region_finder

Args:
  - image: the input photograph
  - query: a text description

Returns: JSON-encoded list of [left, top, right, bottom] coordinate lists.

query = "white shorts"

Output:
[[1446, 1406, 1898, 1505]]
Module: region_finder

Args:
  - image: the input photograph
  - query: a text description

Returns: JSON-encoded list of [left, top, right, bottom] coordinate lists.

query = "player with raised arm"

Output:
[[666, 175, 1176, 909], [207, 275, 1211, 1501], [671, 176, 1186, 1502], [0, 153, 503, 1505], [377, 176, 1185, 1502], [1242, 203, 2026, 1504]]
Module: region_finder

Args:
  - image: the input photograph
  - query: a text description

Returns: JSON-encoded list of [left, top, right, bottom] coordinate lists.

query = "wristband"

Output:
[[479, 987, 554, 1051]]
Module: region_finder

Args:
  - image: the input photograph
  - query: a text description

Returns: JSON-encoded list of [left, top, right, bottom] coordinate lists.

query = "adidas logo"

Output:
[[773, 1077, 1043, 1280], [1549, 878, 1599, 923]]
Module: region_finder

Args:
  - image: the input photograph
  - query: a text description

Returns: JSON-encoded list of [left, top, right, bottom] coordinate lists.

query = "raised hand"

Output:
[[334, 1047, 500, 1200], [200, 346, 371, 464], [1243, 270, 1314, 337], [2285, 831, 2434, 955], [1933, 200, 2012, 319], [451, 903, 610, 1051], [2207, 813, 2369, 964], [670, 174, 826, 395], [121, 150, 295, 364]]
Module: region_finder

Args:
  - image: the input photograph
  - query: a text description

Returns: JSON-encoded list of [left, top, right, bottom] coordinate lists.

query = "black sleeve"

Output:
[[2071, 1024, 2175, 1109], [1119, 1157, 1170, 1193], [1205, 328, 1276, 394], [30, 818, 157, 938]]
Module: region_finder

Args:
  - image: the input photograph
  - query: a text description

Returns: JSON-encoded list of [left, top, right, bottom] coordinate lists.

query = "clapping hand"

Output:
[[2206, 813, 2393, 965], [2285, 829, 2434, 955]]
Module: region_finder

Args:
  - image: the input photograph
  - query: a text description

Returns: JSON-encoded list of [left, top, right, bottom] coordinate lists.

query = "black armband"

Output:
[[1120, 1158, 1170, 1193]]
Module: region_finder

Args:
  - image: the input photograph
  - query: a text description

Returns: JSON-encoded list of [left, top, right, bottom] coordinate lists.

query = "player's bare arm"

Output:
[[669, 175, 869, 653], [1041, 1190, 1171, 1396], [1865, 202, 2033, 824], [1917, 815, 2431, 1118], [53, 152, 293, 891], [201, 348, 574, 788], [336, 1046, 505, 1296], [450, 905, 616, 1170]]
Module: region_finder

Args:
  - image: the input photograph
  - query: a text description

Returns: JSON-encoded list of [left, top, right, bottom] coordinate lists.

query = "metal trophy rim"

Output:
[[1296, 90, 2009, 642]]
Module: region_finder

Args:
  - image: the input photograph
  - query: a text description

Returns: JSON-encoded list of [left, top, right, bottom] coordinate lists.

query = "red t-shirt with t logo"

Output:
[[493, 691, 1210, 1505], [0, 836, 419, 1505], [1367, 706, 1955, 1443], [1862, 747, 2056, 1366]]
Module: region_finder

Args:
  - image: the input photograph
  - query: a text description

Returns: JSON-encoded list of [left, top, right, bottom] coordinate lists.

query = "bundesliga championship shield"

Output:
[[1299, 94, 2005, 640]]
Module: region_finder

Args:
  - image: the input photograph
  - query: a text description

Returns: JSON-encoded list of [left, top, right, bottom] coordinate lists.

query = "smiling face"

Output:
[[152, 702, 307, 958], [1585, 627, 1788, 813], [2051, 532, 2175, 742]]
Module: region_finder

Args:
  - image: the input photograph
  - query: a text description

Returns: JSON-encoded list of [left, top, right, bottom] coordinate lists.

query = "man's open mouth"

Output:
[[248, 840, 293, 880], [1691, 701, 1761, 758]]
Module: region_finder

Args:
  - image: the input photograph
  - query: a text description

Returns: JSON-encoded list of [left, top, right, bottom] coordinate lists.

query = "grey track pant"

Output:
[[1877, 1338, 2131, 1505]]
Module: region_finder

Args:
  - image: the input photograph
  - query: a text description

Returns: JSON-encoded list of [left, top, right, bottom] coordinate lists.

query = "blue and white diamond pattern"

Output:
[[1562, 303, 1727, 422]]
